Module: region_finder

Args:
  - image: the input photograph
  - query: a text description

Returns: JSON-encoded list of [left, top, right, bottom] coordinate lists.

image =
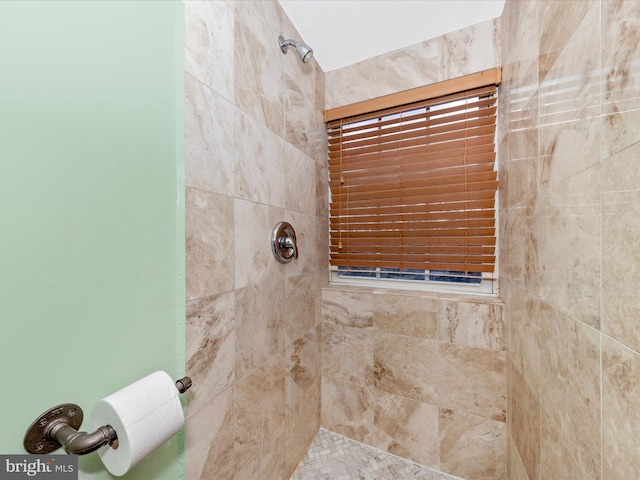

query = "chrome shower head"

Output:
[[278, 35, 313, 63]]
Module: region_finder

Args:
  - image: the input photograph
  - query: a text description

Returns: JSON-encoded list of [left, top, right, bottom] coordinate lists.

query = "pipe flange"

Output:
[[271, 221, 298, 263], [23, 403, 83, 454]]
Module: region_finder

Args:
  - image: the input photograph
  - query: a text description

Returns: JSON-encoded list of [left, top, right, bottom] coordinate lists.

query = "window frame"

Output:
[[329, 268, 498, 295], [325, 68, 501, 296]]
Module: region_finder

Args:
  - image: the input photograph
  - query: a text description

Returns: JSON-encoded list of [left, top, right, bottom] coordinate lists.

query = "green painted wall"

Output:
[[0, 1, 185, 478]]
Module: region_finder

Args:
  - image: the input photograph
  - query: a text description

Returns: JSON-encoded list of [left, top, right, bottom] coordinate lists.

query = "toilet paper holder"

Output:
[[23, 376, 192, 455]]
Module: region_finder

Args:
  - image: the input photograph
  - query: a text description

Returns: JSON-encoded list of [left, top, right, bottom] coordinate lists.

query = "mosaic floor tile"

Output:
[[290, 428, 465, 480]]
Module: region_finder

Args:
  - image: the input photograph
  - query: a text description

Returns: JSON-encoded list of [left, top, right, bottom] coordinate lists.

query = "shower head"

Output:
[[278, 35, 313, 63]]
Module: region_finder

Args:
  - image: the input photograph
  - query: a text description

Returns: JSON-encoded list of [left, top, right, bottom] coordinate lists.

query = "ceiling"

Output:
[[277, 0, 505, 72]]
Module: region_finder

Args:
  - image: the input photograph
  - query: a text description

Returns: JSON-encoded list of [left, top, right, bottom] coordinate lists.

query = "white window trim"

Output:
[[329, 269, 498, 296]]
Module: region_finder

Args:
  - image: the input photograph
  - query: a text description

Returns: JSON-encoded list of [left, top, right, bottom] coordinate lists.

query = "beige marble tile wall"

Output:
[[322, 17, 505, 480], [500, 1, 640, 478], [321, 286, 506, 480], [182, 1, 328, 479], [325, 17, 500, 109]]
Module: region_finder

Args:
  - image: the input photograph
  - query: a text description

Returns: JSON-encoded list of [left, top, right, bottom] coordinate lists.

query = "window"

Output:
[[325, 69, 501, 294]]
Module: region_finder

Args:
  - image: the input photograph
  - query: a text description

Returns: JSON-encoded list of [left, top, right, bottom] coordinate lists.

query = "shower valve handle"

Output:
[[271, 222, 298, 263], [279, 236, 298, 259]]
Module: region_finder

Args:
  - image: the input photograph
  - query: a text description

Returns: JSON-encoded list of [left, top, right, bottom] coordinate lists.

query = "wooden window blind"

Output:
[[326, 73, 499, 282]]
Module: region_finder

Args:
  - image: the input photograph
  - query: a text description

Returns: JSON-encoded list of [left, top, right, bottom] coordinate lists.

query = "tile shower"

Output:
[[183, 1, 326, 478], [183, 1, 640, 479]]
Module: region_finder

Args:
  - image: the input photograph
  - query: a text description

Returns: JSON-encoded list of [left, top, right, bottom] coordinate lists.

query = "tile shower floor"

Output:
[[290, 429, 464, 480]]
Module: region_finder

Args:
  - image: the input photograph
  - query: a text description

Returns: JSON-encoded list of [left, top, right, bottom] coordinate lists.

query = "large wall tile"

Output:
[[283, 273, 318, 347], [374, 39, 439, 96], [439, 408, 506, 480], [185, 387, 235, 480], [438, 297, 505, 351], [185, 73, 235, 197], [315, 161, 328, 218], [439, 18, 501, 81], [184, 0, 234, 101], [538, 117, 600, 190], [438, 342, 506, 422], [185, 187, 234, 299], [539, 309, 600, 479], [322, 321, 373, 387], [374, 332, 439, 404], [233, 198, 285, 290], [324, 60, 377, 110], [234, 111, 286, 207], [505, 58, 539, 207], [507, 434, 530, 480], [284, 81, 323, 160], [538, 5, 602, 187], [537, 0, 594, 73], [601, 142, 640, 352], [507, 156, 537, 207], [233, 16, 284, 137], [234, 353, 286, 479], [370, 391, 439, 468], [373, 291, 438, 338], [235, 281, 284, 380], [602, 0, 640, 157], [322, 287, 373, 328], [602, 336, 640, 478], [284, 144, 316, 215], [321, 377, 374, 445], [504, 0, 538, 64], [285, 327, 321, 477], [186, 292, 235, 416], [508, 290, 541, 397], [505, 201, 535, 290], [528, 173, 601, 328], [509, 364, 540, 480], [234, 0, 284, 56]]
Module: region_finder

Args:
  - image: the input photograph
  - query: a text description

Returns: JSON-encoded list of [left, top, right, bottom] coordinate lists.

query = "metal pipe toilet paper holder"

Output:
[[23, 376, 192, 455]]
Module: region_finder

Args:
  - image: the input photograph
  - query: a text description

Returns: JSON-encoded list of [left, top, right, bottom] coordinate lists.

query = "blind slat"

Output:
[[330, 180, 498, 204], [328, 135, 495, 164], [330, 192, 495, 213], [327, 105, 497, 149], [329, 143, 495, 167], [329, 237, 497, 248], [329, 258, 496, 273], [330, 161, 495, 187], [329, 208, 495, 225], [332, 227, 495, 238], [328, 126, 496, 159], [329, 152, 495, 177], [330, 170, 497, 195], [330, 253, 496, 263], [328, 97, 497, 140]]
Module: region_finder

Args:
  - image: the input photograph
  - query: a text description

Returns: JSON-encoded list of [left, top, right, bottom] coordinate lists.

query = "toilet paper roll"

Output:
[[90, 371, 185, 477]]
